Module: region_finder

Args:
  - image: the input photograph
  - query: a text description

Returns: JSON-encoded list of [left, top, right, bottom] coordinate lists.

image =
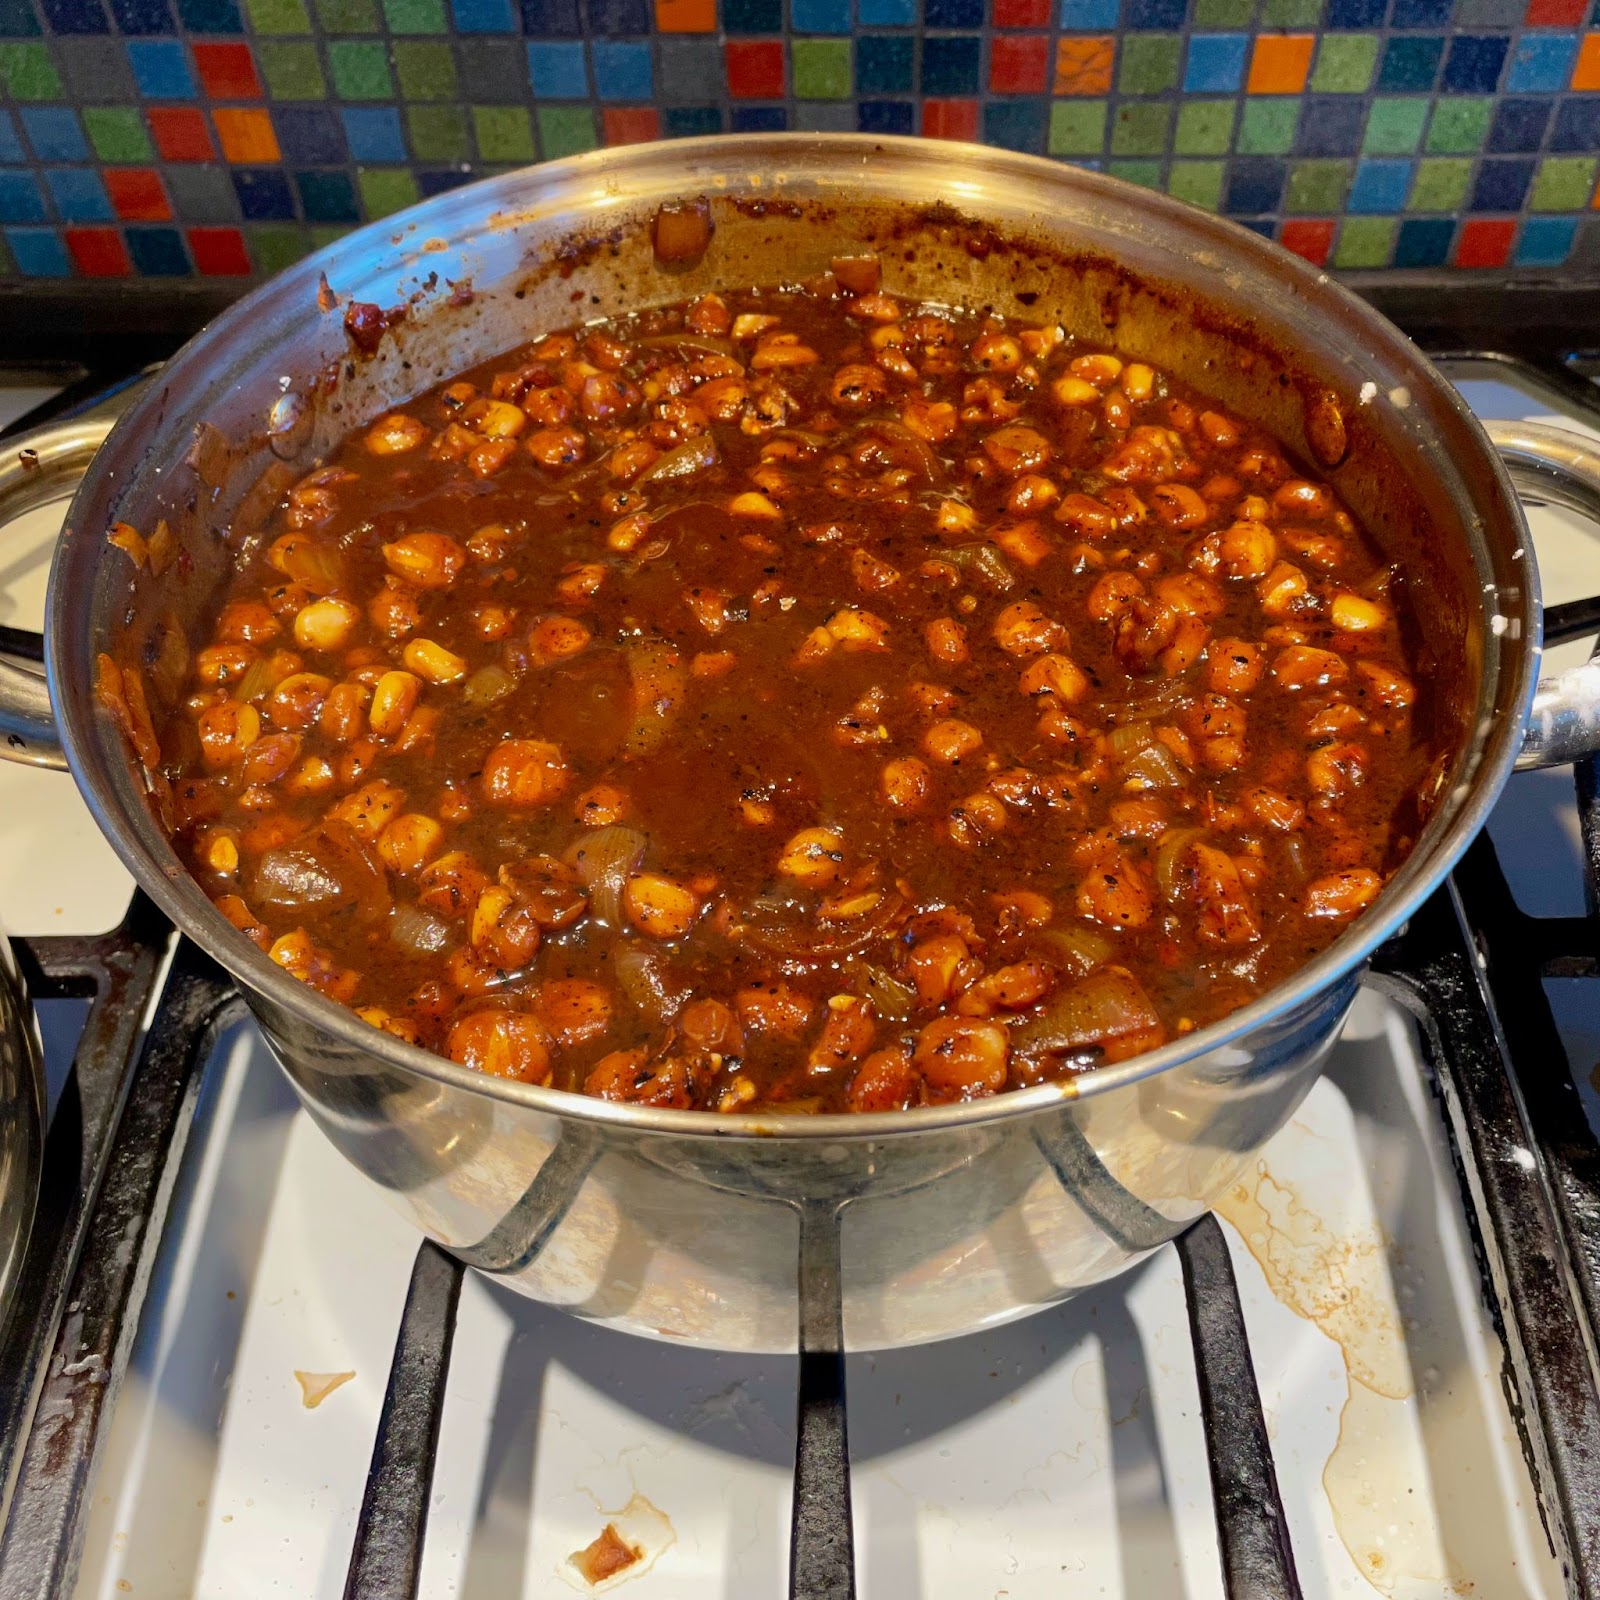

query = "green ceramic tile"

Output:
[[359, 166, 419, 216], [329, 40, 393, 99], [1237, 97, 1298, 154], [1530, 156, 1596, 212], [1111, 100, 1171, 155], [1261, 0, 1319, 22], [406, 103, 466, 159], [1333, 216, 1395, 269], [309, 224, 348, 249], [1309, 33, 1376, 93], [537, 104, 596, 157], [1286, 157, 1350, 212], [0, 43, 61, 101], [1168, 158, 1225, 209], [83, 106, 152, 162], [1048, 98, 1106, 155], [1408, 156, 1470, 210], [394, 40, 455, 98], [792, 38, 850, 99], [246, 0, 311, 31], [315, 0, 378, 29], [1193, 0, 1252, 23], [258, 41, 325, 97], [1118, 34, 1180, 93], [1363, 96, 1427, 154], [251, 224, 310, 275], [383, 0, 446, 30], [473, 104, 534, 162], [1425, 97, 1492, 154], [1108, 158, 1163, 187], [1174, 99, 1234, 154]]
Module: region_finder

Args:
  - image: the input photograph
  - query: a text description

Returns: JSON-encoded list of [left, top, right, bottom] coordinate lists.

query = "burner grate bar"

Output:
[[1176, 1216, 1305, 1600]]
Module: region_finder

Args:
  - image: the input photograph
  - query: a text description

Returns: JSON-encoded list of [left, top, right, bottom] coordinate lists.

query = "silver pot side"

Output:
[[34, 135, 1542, 1350]]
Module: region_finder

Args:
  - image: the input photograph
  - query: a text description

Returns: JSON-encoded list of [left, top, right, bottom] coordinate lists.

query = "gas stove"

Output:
[[0, 321, 1597, 1600]]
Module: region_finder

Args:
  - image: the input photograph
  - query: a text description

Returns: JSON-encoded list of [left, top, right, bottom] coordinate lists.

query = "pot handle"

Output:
[[1488, 420, 1600, 772], [0, 417, 117, 772]]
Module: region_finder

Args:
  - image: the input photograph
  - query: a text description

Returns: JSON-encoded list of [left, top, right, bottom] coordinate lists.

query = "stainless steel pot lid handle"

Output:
[[0, 417, 117, 773], [1490, 421, 1600, 772]]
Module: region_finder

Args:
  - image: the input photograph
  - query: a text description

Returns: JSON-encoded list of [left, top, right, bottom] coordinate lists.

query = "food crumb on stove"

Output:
[[571, 1523, 642, 1586], [293, 1369, 356, 1409]]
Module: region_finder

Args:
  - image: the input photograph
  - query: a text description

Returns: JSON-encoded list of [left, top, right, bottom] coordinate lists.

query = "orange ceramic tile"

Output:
[[655, 0, 714, 31], [213, 107, 280, 164], [1247, 33, 1314, 94], [1572, 32, 1600, 91], [1054, 36, 1114, 95]]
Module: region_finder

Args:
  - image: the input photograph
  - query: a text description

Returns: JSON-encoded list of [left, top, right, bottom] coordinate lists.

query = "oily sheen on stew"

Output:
[[102, 266, 1444, 1114]]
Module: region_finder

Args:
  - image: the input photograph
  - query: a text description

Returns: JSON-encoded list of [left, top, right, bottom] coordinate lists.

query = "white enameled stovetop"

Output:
[[0, 378, 1593, 1600]]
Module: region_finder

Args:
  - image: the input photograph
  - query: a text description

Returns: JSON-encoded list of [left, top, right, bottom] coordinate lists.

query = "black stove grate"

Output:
[[3, 348, 1600, 1600]]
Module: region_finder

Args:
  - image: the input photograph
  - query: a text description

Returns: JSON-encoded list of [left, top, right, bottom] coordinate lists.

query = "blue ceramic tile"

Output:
[[1226, 155, 1286, 211], [109, 0, 171, 31], [295, 168, 357, 220], [1348, 154, 1413, 207], [1394, 214, 1454, 262], [232, 166, 295, 219], [452, 0, 513, 26], [175, 0, 240, 27], [21, 107, 88, 160], [722, 0, 779, 28], [0, 115, 21, 164], [590, 40, 649, 99], [1326, 0, 1383, 28], [1237, 217, 1275, 236], [528, 40, 588, 96], [1517, 214, 1577, 264], [341, 106, 406, 160], [127, 224, 188, 273], [5, 228, 70, 275], [1552, 96, 1600, 152], [585, 0, 648, 30], [926, 0, 983, 24], [857, 33, 913, 89], [0, 171, 45, 223], [859, 96, 914, 129], [1390, 0, 1451, 23], [418, 167, 473, 194], [0, 0, 42, 38], [1127, 0, 1183, 27], [984, 96, 1046, 150], [858, 0, 914, 21], [1060, 0, 1118, 22], [1184, 32, 1247, 91], [1377, 35, 1444, 88], [1441, 32, 1508, 91], [38, 0, 107, 33], [126, 40, 195, 97], [663, 104, 721, 133], [792, 0, 850, 27], [732, 103, 786, 128], [1505, 32, 1577, 92], [1299, 96, 1365, 151], [921, 33, 979, 91], [44, 166, 111, 219], [1471, 154, 1533, 207], [275, 105, 344, 162], [1487, 95, 1550, 150], [519, 0, 579, 36]]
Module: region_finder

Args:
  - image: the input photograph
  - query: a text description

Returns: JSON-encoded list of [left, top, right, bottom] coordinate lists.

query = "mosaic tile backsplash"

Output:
[[0, 0, 1597, 282]]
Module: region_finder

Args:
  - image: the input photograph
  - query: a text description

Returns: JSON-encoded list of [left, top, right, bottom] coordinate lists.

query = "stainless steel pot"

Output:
[[2, 133, 1599, 1352]]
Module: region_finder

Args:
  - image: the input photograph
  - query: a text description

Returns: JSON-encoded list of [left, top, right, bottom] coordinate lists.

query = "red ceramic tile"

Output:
[[989, 33, 1049, 93], [1525, 0, 1586, 24], [193, 42, 263, 100], [1455, 217, 1515, 267], [65, 228, 131, 277], [148, 107, 214, 163], [922, 98, 979, 139], [993, 0, 1050, 26], [724, 40, 784, 98], [188, 226, 252, 276], [1280, 219, 1335, 266], [602, 106, 660, 144], [104, 168, 171, 222]]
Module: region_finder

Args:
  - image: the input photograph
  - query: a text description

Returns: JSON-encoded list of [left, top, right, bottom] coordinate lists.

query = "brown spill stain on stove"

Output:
[[294, 1369, 356, 1409], [1216, 1159, 1472, 1596], [564, 1492, 675, 1592]]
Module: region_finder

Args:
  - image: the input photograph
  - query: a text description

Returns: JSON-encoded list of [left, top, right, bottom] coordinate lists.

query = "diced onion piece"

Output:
[[1009, 967, 1164, 1058]]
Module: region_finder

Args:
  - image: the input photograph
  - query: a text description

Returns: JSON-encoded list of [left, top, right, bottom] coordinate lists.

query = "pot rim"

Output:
[[50, 131, 1538, 1141]]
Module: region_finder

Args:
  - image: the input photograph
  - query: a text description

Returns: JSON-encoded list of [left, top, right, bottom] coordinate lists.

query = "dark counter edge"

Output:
[[4, 273, 1599, 372]]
